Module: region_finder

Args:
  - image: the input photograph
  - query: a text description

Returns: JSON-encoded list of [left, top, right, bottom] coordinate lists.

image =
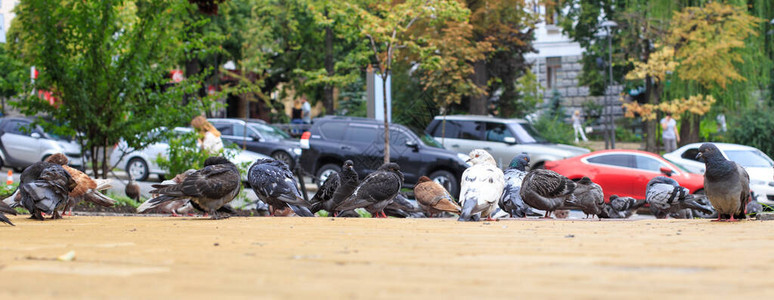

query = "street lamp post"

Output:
[[601, 20, 617, 149]]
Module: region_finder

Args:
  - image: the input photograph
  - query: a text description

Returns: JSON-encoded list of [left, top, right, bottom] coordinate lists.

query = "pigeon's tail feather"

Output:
[[0, 212, 13, 226], [137, 195, 178, 213], [82, 191, 116, 207], [0, 201, 16, 215], [2, 189, 20, 208], [457, 196, 477, 221], [288, 204, 314, 217], [434, 197, 462, 214], [93, 179, 113, 191], [682, 199, 714, 215], [632, 200, 647, 210]]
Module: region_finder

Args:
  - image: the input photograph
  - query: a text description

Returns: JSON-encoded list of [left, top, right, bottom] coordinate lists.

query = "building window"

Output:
[[546, 57, 561, 89]]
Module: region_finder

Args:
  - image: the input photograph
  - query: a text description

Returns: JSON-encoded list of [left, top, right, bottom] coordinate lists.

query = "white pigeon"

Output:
[[458, 149, 505, 221]]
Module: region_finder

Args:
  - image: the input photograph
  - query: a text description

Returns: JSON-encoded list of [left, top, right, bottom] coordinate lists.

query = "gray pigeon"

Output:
[[0, 201, 16, 226], [520, 169, 576, 218], [309, 167, 340, 212], [567, 177, 604, 219], [599, 195, 646, 219], [645, 176, 713, 219], [498, 153, 531, 218], [335, 162, 403, 218], [697, 143, 751, 221], [145, 156, 241, 219], [384, 193, 425, 218], [746, 192, 763, 218], [19, 162, 78, 220], [310, 160, 358, 216], [248, 158, 313, 217]]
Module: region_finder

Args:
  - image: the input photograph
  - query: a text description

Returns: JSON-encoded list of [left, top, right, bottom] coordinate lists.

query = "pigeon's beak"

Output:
[[695, 152, 703, 160]]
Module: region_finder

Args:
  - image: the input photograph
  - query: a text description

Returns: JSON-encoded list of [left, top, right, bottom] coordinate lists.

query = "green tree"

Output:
[[13, 0, 211, 178], [0, 46, 27, 115], [351, 0, 469, 163]]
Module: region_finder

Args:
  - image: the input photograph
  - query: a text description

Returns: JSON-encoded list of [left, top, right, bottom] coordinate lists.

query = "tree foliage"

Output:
[[12, 0, 211, 177]]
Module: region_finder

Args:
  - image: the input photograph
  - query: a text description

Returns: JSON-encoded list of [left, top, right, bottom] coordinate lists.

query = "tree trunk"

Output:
[[323, 8, 335, 114], [469, 60, 488, 115], [679, 114, 701, 146], [183, 58, 200, 106]]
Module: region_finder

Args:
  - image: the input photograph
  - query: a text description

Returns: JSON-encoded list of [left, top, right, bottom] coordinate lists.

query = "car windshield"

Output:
[[725, 150, 774, 167], [405, 126, 443, 148], [248, 123, 291, 140], [507, 122, 548, 144]]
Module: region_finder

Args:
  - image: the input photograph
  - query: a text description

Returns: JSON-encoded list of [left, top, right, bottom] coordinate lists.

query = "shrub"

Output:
[[728, 106, 774, 157], [532, 114, 575, 145]]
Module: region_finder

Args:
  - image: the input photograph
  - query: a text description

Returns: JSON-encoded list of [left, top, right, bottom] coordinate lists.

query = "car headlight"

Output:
[[292, 148, 302, 156], [457, 153, 471, 166]]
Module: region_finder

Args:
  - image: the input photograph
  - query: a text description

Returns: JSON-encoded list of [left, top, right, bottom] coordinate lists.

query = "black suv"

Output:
[[299, 116, 469, 197]]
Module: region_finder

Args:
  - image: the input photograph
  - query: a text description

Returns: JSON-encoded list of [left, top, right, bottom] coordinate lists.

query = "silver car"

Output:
[[0, 117, 85, 170], [109, 127, 269, 181], [425, 115, 589, 169]]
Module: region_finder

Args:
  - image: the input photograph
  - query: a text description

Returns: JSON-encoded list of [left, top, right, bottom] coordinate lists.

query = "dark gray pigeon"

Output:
[[645, 176, 713, 219], [248, 158, 313, 217], [310, 160, 358, 216], [520, 169, 576, 218], [20, 162, 77, 220], [335, 162, 403, 218], [746, 192, 763, 218], [384, 193, 424, 218], [309, 167, 340, 213], [498, 153, 531, 218], [0, 200, 16, 226], [697, 143, 751, 221], [145, 156, 241, 219], [567, 177, 604, 219], [599, 195, 646, 219]]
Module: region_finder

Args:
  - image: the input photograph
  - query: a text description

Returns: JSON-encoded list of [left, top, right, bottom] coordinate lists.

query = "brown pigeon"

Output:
[[414, 176, 460, 217], [125, 174, 141, 202]]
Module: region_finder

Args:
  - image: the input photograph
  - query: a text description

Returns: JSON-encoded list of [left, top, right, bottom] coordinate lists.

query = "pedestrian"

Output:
[[301, 97, 311, 124], [290, 99, 304, 135], [660, 112, 679, 153], [716, 113, 727, 133], [191, 115, 223, 155], [572, 110, 588, 143]]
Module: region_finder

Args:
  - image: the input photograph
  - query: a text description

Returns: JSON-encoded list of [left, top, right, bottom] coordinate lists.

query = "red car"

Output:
[[544, 149, 704, 201]]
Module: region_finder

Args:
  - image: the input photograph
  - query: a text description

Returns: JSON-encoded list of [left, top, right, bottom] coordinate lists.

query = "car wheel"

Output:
[[316, 163, 341, 188], [429, 170, 459, 199], [127, 158, 150, 181], [272, 151, 295, 169]]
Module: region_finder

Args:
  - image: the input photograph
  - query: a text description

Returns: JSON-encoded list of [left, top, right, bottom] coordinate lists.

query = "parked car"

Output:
[[425, 115, 589, 169], [208, 118, 302, 169], [109, 127, 268, 181], [0, 117, 85, 171], [664, 142, 774, 205], [544, 149, 705, 201], [299, 116, 470, 197]]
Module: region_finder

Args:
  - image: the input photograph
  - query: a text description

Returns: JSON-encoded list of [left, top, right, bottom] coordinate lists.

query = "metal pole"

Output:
[[607, 30, 616, 149]]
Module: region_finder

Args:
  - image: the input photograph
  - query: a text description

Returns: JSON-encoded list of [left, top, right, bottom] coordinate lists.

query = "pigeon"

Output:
[[248, 158, 313, 217], [19, 162, 78, 220], [44, 153, 116, 215], [335, 162, 404, 218], [414, 176, 460, 217], [138, 169, 197, 216], [599, 195, 646, 219], [125, 174, 141, 202], [567, 177, 604, 219], [0, 201, 16, 226], [697, 143, 751, 221], [309, 168, 340, 213], [384, 193, 425, 218], [645, 176, 714, 219], [746, 192, 763, 218], [458, 149, 505, 221], [498, 153, 531, 218], [520, 169, 576, 218], [669, 208, 694, 219], [310, 160, 359, 216], [144, 156, 241, 219]]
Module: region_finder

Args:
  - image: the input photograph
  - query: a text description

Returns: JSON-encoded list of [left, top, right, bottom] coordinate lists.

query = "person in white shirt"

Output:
[[572, 110, 588, 143], [301, 97, 311, 124], [191, 115, 223, 155], [660, 112, 679, 153]]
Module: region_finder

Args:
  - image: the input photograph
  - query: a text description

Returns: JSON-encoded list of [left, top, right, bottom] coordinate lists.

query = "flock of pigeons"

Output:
[[0, 143, 762, 225]]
